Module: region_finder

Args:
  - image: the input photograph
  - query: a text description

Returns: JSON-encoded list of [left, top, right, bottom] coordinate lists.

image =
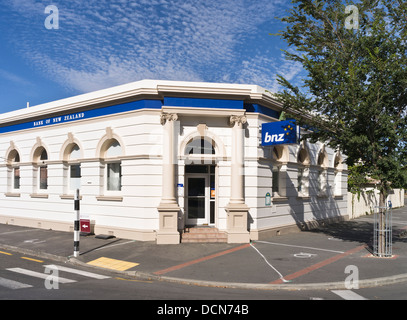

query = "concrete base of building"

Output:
[[225, 203, 250, 244], [156, 203, 181, 244], [0, 215, 157, 242], [0, 213, 349, 244]]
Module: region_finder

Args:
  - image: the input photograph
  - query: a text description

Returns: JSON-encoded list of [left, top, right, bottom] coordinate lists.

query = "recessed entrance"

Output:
[[185, 165, 216, 226]]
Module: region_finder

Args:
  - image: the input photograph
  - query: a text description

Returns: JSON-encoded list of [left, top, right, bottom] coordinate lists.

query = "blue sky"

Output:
[[0, 0, 304, 114]]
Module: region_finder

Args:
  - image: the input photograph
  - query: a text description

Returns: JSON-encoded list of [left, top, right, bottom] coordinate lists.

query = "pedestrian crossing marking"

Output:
[[6, 267, 77, 283], [0, 265, 110, 290], [87, 257, 139, 271], [43, 265, 110, 279], [331, 290, 368, 300], [0, 277, 33, 290]]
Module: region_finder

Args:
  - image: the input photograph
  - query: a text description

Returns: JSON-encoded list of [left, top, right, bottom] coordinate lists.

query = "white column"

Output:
[[160, 113, 178, 205], [226, 115, 250, 243], [157, 112, 180, 244], [229, 115, 246, 204]]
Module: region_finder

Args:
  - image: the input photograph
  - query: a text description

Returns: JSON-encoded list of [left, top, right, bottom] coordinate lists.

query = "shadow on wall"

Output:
[[288, 168, 344, 232]]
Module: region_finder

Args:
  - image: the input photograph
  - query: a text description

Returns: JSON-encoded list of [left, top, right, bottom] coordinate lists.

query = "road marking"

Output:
[[44, 265, 110, 279], [153, 243, 251, 275], [255, 240, 344, 254], [21, 257, 44, 263], [250, 243, 290, 283], [0, 277, 33, 290], [328, 237, 343, 241], [293, 252, 318, 258], [23, 239, 46, 244], [0, 250, 12, 256], [6, 268, 76, 283], [0, 229, 38, 235], [332, 290, 368, 300], [271, 244, 367, 284], [87, 257, 139, 271]]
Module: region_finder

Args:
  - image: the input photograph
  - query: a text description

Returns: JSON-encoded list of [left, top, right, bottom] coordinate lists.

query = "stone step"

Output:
[[184, 227, 222, 233], [181, 227, 227, 243]]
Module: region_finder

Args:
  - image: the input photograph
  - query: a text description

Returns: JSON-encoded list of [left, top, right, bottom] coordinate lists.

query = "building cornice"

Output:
[[0, 79, 283, 126]]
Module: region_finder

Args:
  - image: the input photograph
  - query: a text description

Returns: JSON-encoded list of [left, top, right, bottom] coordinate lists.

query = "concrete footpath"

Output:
[[1, 206, 407, 291]]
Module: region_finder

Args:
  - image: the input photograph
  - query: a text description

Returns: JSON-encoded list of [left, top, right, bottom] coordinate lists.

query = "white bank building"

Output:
[[0, 80, 347, 244]]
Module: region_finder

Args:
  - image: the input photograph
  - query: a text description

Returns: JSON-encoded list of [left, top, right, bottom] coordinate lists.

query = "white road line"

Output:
[[0, 277, 33, 290], [0, 229, 39, 235], [331, 290, 368, 300], [250, 243, 290, 283], [255, 240, 345, 254], [6, 268, 76, 283], [43, 265, 110, 279]]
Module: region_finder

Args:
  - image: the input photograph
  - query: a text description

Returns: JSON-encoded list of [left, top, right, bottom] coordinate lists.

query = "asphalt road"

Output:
[[1, 247, 406, 304]]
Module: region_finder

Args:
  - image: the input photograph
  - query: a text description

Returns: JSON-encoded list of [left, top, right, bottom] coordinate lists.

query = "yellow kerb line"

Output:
[[21, 257, 44, 263], [0, 251, 12, 256]]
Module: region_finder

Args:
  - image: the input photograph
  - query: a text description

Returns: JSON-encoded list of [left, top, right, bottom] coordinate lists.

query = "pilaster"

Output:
[[156, 112, 180, 244], [226, 115, 250, 243]]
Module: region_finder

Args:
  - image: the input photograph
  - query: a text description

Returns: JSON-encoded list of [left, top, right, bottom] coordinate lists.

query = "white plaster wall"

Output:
[[0, 110, 164, 237], [249, 116, 348, 234]]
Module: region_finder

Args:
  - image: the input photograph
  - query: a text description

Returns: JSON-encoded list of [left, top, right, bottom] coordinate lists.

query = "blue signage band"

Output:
[[0, 97, 283, 135]]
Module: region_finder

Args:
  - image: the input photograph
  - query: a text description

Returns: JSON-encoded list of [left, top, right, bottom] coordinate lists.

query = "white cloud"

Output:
[[0, 69, 34, 87], [4, 0, 294, 93], [228, 52, 304, 94]]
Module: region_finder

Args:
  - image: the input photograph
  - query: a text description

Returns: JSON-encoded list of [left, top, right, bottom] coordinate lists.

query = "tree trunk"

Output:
[[376, 185, 392, 257], [377, 191, 386, 256]]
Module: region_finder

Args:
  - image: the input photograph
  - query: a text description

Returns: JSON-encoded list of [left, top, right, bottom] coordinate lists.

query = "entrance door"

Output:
[[186, 174, 209, 225]]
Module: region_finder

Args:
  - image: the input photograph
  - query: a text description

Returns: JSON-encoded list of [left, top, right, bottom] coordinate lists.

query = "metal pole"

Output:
[[73, 189, 80, 257]]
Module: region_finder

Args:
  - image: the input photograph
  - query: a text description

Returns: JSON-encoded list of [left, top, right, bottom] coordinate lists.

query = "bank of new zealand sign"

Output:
[[261, 120, 299, 146]]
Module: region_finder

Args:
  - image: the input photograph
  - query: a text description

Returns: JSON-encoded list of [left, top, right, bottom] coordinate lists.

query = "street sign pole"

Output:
[[73, 189, 80, 257]]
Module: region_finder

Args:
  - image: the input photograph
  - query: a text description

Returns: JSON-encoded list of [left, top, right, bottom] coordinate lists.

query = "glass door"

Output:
[[186, 175, 209, 225]]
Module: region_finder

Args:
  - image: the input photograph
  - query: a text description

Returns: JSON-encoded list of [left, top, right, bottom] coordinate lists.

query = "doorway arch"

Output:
[[180, 131, 223, 227]]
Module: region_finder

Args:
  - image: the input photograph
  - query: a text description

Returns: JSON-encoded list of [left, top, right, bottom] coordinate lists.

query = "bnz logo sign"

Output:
[[261, 120, 299, 146]]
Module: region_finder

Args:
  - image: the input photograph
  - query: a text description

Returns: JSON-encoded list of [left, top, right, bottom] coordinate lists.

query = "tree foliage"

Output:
[[275, 0, 407, 201]]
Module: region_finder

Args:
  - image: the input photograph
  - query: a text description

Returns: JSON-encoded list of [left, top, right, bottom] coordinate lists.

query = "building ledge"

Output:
[[30, 193, 49, 199], [272, 196, 288, 202], [5, 192, 20, 197], [96, 195, 123, 202], [60, 194, 83, 200]]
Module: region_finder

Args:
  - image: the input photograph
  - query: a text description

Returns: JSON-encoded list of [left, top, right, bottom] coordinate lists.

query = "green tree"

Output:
[[274, 0, 407, 255]]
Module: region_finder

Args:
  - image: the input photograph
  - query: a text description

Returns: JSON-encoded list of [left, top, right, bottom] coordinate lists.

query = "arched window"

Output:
[[104, 139, 122, 191], [68, 144, 81, 191], [185, 138, 215, 155], [271, 146, 287, 197], [333, 153, 343, 196], [33, 148, 48, 190], [317, 148, 328, 196], [7, 150, 20, 190], [297, 145, 310, 196]]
